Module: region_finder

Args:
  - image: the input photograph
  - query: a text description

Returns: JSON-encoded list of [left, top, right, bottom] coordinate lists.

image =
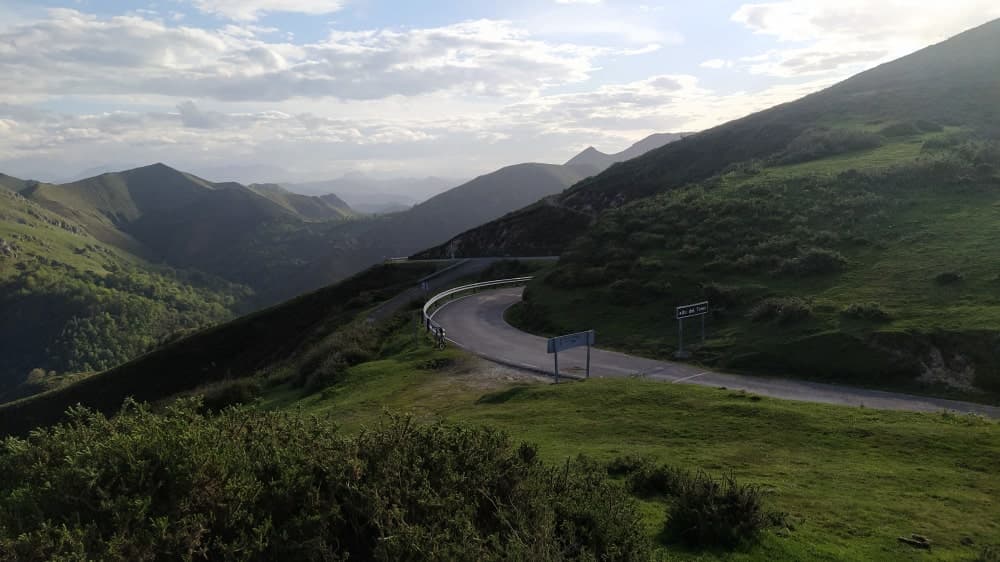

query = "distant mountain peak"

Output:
[[564, 133, 686, 170]]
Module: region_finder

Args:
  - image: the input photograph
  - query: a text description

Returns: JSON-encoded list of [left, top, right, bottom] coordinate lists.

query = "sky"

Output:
[[1, 0, 998, 183]]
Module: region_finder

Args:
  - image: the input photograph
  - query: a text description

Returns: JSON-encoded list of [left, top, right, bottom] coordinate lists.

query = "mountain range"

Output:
[[0, 132, 683, 396]]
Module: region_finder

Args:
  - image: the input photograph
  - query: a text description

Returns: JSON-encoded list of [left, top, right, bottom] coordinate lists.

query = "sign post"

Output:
[[675, 301, 709, 359], [547, 330, 596, 382]]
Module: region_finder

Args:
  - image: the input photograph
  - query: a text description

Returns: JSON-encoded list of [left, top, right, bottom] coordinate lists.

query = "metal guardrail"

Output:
[[422, 277, 534, 345]]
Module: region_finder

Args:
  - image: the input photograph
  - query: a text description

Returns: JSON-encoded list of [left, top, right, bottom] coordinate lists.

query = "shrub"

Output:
[[701, 283, 762, 308], [776, 128, 883, 165], [663, 471, 769, 548], [626, 463, 688, 499], [296, 321, 380, 390], [749, 297, 812, 324], [779, 248, 847, 276], [935, 271, 964, 285], [199, 378, 262, 411], [841, 302, 891, 322], [606, 454, 651, 477], [0, 402, 650, 561], [608, 278, 643, 304], [977, 545, 1000, 562]]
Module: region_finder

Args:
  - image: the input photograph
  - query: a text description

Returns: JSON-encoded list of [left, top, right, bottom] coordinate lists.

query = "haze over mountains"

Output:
[[284, 174, 460, 214]]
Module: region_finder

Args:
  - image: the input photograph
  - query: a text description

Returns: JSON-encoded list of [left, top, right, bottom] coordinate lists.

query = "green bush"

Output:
[[199, 379, 263, 411], [841, 302, 891, 322], [626, 462, 687, 499], [749, 297, 812, 325], [935, 271, 964, 285], [296, 321, 380, 391], [779, 248, 847, 276], [976, 545, 1000, 562], [776, 128, 883, 165], [663, 471, 769, 548], [0, 402, 650, 562]]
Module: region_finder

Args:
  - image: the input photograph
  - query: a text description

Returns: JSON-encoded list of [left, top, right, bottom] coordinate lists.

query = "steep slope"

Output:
[[564, 132, 687, 170], [0, 261, 438, 436], [249, 183, 354, 220], [0, 187, 249, 396], [432, 18, 1000, 258], [483, 20, 1000, 397]]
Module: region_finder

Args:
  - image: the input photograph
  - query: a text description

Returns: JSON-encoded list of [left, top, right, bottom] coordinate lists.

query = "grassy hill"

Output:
[[0, 187, 250, 396], [2, 253, 996, 559], [0, 173, 29, 192], [0, 261, 439, 435], [412, 20, 1000, 398], [252, 326, 1000, 561], [428, 18, 1000, 259]]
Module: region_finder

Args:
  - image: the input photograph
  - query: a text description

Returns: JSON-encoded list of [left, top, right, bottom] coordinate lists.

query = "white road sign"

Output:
[[547, 330, 596, 354], [676, 301, 709, 320]]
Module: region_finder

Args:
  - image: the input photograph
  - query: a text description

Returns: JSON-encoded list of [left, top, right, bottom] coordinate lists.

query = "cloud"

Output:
[[189, 0, 346, 21], [555, 0, 602, 4], [0, 10, 630, 103], [177, 101, 225, 129], [700, 58, 733, 69], [0, 70, 839, 182], [731, 1, 1000, 77]]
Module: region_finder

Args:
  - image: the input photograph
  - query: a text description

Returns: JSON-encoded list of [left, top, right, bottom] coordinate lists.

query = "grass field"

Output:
[[258, 324, 1000, 561]]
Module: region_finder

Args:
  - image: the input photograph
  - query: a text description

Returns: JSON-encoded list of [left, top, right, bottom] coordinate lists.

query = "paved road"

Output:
[[433, 287, 1000, 418]]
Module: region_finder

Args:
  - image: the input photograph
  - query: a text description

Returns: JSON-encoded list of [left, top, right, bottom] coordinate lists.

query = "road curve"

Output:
[[432, 287, 1000, 418]]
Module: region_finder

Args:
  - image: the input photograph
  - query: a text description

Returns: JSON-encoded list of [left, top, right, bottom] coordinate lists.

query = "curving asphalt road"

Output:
[[432, 287, 1000, 418]]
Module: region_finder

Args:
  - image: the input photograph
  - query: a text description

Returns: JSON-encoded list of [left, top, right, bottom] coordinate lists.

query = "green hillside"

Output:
[[0, 187, 250, 397], [0, 173, 28, 192], [253, 328, 1000, 561], [0, 261, 439, 434], [427, 18, 1000, 258], [411, 20, 1000, 398], [512, 132, 1000, 397]]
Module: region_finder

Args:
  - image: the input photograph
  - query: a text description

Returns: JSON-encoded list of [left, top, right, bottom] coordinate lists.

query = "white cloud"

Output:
[[700, 58, 732, 69], [555, 0, 602, 4], [731, 1, 1000, 77], [0, 10, 622, 103], [189, 0, 345, 21]]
